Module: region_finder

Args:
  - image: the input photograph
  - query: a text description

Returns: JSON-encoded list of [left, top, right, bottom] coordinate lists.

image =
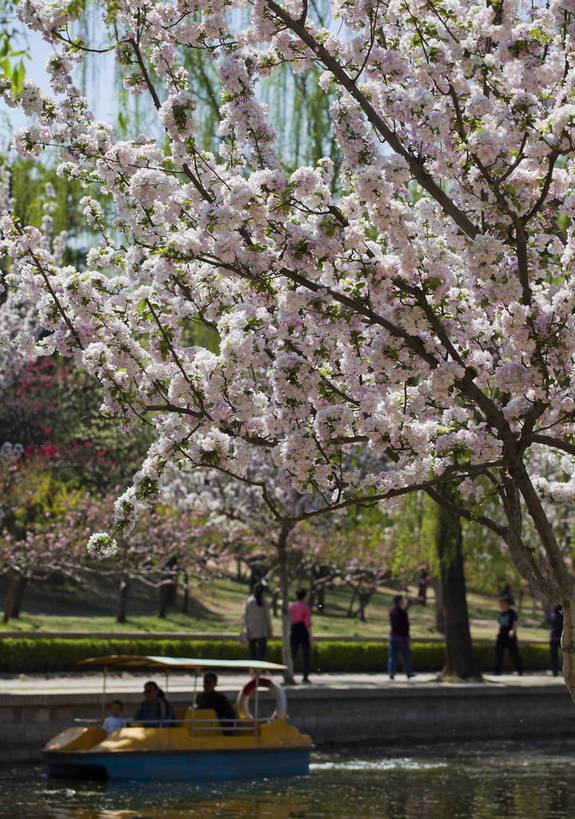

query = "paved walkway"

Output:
[[0, 671, 566, 696]]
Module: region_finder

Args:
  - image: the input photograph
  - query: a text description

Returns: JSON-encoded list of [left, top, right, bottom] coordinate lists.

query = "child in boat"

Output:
[[103, 700, 125, 736]]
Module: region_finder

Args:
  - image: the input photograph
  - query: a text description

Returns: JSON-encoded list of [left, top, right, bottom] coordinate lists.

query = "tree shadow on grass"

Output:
[[0, 573, 226, 627]]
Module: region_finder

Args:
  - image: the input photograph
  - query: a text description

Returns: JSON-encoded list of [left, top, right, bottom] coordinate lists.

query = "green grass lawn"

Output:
[[0, 574, 549, 642]]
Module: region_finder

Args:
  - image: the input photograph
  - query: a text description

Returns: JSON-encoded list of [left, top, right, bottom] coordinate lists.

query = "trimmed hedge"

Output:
[[0, 637, 556, 674]]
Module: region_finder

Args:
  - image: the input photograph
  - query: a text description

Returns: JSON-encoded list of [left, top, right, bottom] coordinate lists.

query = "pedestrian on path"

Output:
[[550, 604, 563, 677], [243, 582, 273, 661], [388, 595, 416, 679], [494, 595, 523, 675], [290, 588, 312, 683]]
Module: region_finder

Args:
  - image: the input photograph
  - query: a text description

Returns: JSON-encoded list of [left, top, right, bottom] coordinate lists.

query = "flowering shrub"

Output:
[[0, 459, 226, 621]]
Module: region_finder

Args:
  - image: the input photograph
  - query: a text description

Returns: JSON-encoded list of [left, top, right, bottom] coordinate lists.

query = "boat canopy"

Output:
[[79, 655, 287, 672]]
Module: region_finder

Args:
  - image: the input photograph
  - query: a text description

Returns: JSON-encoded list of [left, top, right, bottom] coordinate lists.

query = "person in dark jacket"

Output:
[[550, 604, 564, 677], [133, 681, 174, 726], [494, 595, 523, 675], [196, 672, 236, 731], [388, 595, 415, 679]]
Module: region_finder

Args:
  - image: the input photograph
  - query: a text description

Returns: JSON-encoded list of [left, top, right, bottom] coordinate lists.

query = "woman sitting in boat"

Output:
[[134, 681, 174, 727], [196, 672, 237, 729]]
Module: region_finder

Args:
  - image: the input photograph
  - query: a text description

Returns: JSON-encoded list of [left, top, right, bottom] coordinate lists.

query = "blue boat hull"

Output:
[[45, 747, 310, 781]]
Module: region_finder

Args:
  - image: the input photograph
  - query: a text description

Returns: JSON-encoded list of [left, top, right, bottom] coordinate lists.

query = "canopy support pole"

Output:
[[254, 671, 260, 735], [101, 667, 107, 720], [192, 671, 198, 736]]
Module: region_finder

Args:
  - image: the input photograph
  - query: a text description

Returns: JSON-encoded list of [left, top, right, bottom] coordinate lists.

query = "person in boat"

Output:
[[103, 699, 126, 736], [134, 680, 174, 727], [243, 582, 273, 661], [290, 588, 312, 683], [196, 672, 236, 731]]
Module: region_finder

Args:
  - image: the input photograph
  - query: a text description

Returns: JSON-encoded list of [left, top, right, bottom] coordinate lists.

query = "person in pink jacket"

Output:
[[290, 588, 312, 683]]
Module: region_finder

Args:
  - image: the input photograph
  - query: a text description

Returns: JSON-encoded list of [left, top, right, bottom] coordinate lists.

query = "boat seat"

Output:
[[189, 708, 223, 736]]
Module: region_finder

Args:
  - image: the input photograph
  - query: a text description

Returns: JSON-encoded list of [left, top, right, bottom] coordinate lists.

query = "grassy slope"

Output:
[[0, 574, 549, 642]]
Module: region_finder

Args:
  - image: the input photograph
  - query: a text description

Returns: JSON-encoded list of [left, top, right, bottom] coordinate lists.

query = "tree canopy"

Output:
[[4, 0, 575, 692]]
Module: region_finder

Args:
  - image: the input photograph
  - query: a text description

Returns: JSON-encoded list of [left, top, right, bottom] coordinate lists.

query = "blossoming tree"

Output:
[[5, 0, 575, 696], [163, 462, 328, 681]]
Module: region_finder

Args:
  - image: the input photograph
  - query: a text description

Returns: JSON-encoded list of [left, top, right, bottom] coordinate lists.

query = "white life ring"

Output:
[[236, 676, 287, 721]]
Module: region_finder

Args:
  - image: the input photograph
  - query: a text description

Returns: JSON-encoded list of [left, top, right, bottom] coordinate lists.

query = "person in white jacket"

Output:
[[243, 582, 273, 660]]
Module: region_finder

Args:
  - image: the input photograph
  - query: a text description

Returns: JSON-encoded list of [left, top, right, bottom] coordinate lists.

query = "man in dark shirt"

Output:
[[495, 595, 523, 675], [196, 672, 237, 727], [550, 604, 564, 676], [388, 595, 415, 679]]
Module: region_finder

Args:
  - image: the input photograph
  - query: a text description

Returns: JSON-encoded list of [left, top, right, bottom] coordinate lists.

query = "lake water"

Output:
[[2, 740, 575, 818]]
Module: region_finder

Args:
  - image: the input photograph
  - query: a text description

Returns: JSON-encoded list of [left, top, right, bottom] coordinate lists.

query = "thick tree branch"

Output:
[[265, 0, 479, 239]]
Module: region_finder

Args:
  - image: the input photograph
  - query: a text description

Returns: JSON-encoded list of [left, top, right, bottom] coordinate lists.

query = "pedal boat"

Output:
[[43, 655, 312, 781]]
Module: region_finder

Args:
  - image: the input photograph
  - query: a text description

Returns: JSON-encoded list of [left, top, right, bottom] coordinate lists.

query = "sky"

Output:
[[1, 14, 120, 147]]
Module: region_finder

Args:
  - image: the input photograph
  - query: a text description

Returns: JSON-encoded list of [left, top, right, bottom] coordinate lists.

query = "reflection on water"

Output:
[[3, 740, 575, 818]]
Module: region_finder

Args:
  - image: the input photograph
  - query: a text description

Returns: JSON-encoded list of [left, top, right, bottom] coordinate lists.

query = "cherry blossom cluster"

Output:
[[86, 531, 118, 560]]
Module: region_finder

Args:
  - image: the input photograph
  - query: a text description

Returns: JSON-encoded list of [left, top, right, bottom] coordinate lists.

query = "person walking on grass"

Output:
[[550, 604, 564, 677], [388, 595, 416, 680], [243, 582, 273, 661], [494, 595, 523, 675], [290, 588, 312, 683]]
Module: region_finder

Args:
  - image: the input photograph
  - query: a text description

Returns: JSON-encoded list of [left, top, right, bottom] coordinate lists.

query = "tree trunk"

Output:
[[157, 572, 178, 618], [308, 570, 316, 610], [432, 576, 445, 633], [271, 588, 279, 618], [3, 572, 18, 624], [11, 574, 28, 619], [116, 575, 130, 624], [358, 590, 372, 621], [347, 588, 357, 617], [182, 571, 189, 614], [562, 598, 575, 703], [158, 582, 169, 618], [540, 595, 552, 626], [309, 566, 327, 612], [435, 484, 477, 679], [277, 524, 295, 684]]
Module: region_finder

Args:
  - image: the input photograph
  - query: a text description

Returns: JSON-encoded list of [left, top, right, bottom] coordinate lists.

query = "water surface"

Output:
[[2, 740, 574, 818]]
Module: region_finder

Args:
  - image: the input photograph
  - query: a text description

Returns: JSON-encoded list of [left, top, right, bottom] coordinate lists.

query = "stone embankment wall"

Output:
[[1, 682, 573, 763]]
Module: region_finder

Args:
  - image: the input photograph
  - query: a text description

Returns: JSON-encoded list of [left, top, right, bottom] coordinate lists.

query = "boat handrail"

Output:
[[72, 717, 272, 726]]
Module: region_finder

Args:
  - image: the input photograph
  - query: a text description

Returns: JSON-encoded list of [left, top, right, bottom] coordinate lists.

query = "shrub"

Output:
[[0, 637, 554, 674]]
